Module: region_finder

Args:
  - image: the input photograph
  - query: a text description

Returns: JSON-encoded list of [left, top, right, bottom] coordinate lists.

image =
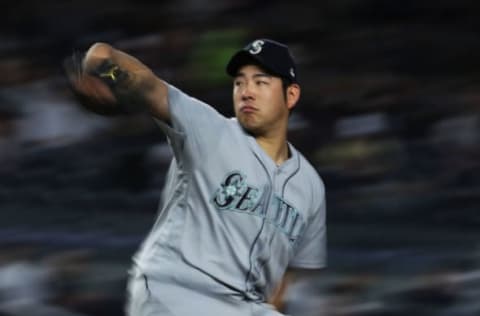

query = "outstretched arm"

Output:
[[65, 43, 170, 121]]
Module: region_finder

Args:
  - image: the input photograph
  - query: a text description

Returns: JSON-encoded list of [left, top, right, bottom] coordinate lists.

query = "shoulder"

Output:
[[166, 83, 211, 110], [165, 83, 230, 127], [225, 117, 251, 137], [294, 149, 326, 212], [296, 150, 325, 193]]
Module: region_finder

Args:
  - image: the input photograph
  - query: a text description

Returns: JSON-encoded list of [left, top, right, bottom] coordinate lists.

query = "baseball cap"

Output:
[[226, 39, 298, 83]]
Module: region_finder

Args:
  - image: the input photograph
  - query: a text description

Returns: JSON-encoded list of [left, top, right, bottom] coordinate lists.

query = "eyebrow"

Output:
[[234, 72, 273, 79]]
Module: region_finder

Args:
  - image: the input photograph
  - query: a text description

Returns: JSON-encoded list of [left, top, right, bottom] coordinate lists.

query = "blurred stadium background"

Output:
[[1, 0, 479, 315]]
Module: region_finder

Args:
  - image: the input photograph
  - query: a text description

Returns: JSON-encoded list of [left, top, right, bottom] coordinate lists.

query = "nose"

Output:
[[241, 81, 254, 100]]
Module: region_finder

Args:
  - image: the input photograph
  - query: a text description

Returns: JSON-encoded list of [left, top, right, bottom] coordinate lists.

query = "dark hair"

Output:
[[281, 77, 292, 101]]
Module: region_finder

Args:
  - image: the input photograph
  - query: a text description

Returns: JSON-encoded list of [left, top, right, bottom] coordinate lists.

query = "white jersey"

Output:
[[133, 84, 327, 302]]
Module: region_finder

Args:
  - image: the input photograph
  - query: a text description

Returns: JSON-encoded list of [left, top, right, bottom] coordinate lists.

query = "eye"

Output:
[[256, 80, 268, 86]]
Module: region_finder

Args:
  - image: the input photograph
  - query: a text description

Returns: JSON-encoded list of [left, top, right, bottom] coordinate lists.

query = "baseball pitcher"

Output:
[[65, 38, 327, 316]]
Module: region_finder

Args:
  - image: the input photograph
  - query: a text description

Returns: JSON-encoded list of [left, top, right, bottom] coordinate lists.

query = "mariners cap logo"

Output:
[[248, 40, 265, 55]]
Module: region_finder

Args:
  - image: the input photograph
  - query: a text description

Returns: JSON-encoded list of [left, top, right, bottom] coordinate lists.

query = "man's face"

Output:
[[233, 64, 291, 136]]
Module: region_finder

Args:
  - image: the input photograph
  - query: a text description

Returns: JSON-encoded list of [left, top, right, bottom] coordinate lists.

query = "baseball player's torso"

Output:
[[133, 84, 324, 302]]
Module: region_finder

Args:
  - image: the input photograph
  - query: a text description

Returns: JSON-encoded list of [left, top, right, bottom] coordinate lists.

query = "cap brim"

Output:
[[226, 51, 267, 77]]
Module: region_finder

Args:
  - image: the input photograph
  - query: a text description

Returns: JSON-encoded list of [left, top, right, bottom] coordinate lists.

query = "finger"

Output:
[[78, 75, 117, 104]]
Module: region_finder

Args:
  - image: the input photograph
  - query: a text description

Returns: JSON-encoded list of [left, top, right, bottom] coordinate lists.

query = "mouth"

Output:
[[240, 104, 257, 114]]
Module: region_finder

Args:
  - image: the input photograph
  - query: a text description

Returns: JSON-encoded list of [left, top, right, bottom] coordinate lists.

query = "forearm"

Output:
[[268, 268, 324, 312], [68, 42, 170, 121], [268, 272, 293, 311]]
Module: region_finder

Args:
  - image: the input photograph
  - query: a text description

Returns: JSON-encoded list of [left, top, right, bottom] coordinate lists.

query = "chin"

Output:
[[239, 121, 261, 136]]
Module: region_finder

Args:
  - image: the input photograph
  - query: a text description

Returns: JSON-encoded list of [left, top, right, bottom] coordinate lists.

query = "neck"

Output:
[[255, 134, 290, 166]]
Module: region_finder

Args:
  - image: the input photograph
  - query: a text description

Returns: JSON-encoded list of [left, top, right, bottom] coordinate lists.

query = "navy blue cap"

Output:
[[226, 39, 298, 83]]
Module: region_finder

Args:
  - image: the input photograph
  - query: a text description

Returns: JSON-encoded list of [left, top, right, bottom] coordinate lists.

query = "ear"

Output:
[[286, 84, 301, 110]]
